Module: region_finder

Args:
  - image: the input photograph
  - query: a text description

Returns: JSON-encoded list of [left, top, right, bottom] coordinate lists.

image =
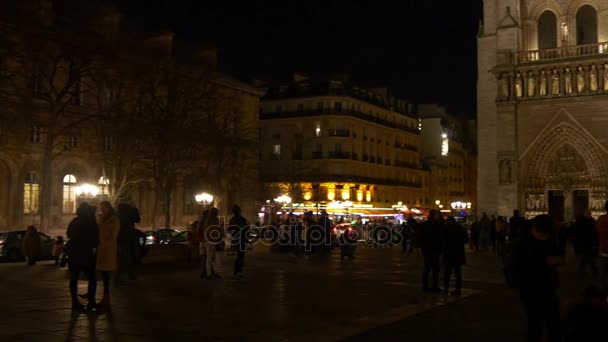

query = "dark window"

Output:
[[538, 11, 557, 49], [577, 5, 598, 45]]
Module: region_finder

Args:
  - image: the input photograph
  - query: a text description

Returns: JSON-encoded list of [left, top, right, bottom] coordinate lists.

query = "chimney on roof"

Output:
[[192, 47, 217, 71], [143, 32, 175, 59]]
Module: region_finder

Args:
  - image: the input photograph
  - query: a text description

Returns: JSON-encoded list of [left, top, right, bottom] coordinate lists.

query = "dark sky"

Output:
[[112, 0, 483, 117]]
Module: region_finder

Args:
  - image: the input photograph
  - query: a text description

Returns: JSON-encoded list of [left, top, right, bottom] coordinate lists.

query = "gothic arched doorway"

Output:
[[524, 122, 608, 221]]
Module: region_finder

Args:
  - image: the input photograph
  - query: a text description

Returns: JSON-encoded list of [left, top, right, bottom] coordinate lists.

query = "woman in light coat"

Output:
[[96, 201, 120, 307]]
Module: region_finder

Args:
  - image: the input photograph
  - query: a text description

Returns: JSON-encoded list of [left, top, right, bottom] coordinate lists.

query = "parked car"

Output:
[[144, 228, 181, 245], [0, 230, 55, 262], [168, 231, 191, 245]]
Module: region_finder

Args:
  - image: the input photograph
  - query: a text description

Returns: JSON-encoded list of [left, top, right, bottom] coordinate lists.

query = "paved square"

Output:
[[0, 246, 518, 341]]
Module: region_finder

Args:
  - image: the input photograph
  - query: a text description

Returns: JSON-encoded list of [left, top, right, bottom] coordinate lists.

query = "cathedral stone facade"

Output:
[[478, 0, 608, 220]]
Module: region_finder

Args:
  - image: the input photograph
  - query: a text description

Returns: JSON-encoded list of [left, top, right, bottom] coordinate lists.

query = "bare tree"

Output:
[[0, 3, 115, 230]]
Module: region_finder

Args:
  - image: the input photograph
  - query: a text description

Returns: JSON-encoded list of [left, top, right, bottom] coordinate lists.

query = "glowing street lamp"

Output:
[[195, 192, 214, 206], [75, 183, 100, 199], [274, 195, 292, 204]]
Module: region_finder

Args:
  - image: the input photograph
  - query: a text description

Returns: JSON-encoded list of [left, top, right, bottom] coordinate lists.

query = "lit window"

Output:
[[69, 136, 79, 148], [272, 144, 281, 159], [98, 176, 110, 198], [441, 134, 449, 156], [30, 126, 47, 144], [63, 174, 77, 214], [23, 172, 39, 214], [315, 124, 322, 137]]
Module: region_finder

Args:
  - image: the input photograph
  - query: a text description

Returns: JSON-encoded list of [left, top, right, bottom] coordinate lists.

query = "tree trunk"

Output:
[[151, 186, 160, 229], [164, 187, 171, 228], [39, 144, 54, 232]]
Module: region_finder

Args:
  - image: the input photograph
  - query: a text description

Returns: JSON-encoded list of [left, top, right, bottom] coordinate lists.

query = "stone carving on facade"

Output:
[[498, 74, 509, 99], [590, 195, 607, 211], [526, 193, 546, 210], [551, 69, 561, 95], [527, 71, 536, 97], [604, 64, 608, 92], [564, 68, 573, 95], [539, 70, 548, 96], [576, 66, 586, 93], [590, 65, 598, 92], [499, 159, 512, 184], [515, 73, 523, 98]]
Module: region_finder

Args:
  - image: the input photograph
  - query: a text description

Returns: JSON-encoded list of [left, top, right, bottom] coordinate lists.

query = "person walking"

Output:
[[421, 209, 444, 292], [570, 210, 598, 283], [509, 209, 525, 242], [510, 214, 563, 342], [66, 203, 99, 310], [96, 201, 120, 308], [596, 201, 608, 293], [203, 208, 223, 279], [116, 203, 141, 282], [22, 225, 41, 265], [495, 216, 508, 256], [443, 216, 469, 296], [229, 205, 249, 279], [479, 213, 492, 252]]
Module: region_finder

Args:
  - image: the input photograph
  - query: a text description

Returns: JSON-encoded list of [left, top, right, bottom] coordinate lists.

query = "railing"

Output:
[[328, 151, 351, 159], [327, 129, 351, 137], [515, 41, 608, 64], [394, 142, 419, 152], [260, 108, 420, 134]]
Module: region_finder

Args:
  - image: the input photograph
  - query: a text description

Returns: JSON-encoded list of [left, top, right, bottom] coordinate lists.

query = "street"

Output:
[[0, 245, 553, 341]]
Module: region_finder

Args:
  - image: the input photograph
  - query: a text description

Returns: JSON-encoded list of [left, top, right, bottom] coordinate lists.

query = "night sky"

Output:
[[112, 0, 483, 117]]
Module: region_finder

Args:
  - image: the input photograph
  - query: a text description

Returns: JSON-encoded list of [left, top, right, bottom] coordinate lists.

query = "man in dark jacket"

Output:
[[66, 203, 99, 310], [511, 214, 563, 342], [117, 203, 142, 281], [509, 209, 525, 241], [421, 209, 444, 292], [229, 205, 249, 279], [443, 216, 469, 296], [570, 210, 598, 281]]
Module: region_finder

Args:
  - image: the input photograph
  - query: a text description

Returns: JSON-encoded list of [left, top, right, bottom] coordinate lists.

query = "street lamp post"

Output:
[[274, 194, 292, 213], [195, 192, 214, 207], [74, 183, 101, 207]]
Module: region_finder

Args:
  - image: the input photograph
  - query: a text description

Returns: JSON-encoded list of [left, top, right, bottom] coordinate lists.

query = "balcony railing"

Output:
[[327, 129, 351, 137], [328, 151, 351, 159], [260, 108, 420, 134], [509, 41, 608, 64]]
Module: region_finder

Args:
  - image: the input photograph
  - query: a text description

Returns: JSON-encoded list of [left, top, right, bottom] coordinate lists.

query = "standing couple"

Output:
[[66, 201, 120, 311]]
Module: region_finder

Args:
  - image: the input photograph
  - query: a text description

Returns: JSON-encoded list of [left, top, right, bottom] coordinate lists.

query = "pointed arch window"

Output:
[[538, 11, 558, 49], [577, 5, 598, 45], [23, 172, 39, 214], [63, 174, 77, 214]]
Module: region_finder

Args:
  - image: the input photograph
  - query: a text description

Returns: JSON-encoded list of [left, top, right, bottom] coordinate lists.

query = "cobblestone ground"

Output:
[[0, 245, 580, 341]]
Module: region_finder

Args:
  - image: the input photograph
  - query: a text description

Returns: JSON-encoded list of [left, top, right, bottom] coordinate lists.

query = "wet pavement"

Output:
[[0, 245, 556, 341]]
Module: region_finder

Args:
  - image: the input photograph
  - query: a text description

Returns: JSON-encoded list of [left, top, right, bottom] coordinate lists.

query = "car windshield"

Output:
[[0, 233, 6, 240]]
